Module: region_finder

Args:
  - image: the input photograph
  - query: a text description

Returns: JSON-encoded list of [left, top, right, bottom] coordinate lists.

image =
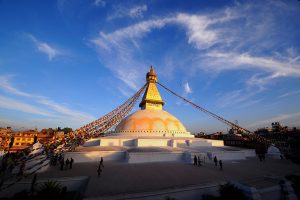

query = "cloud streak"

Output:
[[184, 82, 192, 94], [0, 75, 95, 124], [90, 12, 233, 92], [248, 112, 300, 128], [89, 0, 300, 114], [28, 34, 61, 60], [94, 0, 105, 7], [0, 75, 32, 97], [107, 4, 148, 20], [279, 90, 300, 98], [0, 95, 53, 117]]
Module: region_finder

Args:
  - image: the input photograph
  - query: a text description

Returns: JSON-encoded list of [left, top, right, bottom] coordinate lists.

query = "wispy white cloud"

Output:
[[205, 52, 300, 75], [129, 5, 147, 18], [279, 90, 300, 98], [94, 0, 105, 7], [175, 13, 223, 49], [204, 52, 300, 88], [0, 119, 35, 130], [0, 95, 53, 117], [28, 34, 61, 61], [184, 82, 192, 94], [36, 97, 94, 122], [92, 18, 171, 50], [107, 4, 147, 20], [0, 75, 95, 124], [97, 12, 231, 50], [247, 112, 300, 128], [90, 18, 173, 91], [117, 85, 132, 98], [216, 88, 263, 108], [90, 12, 231, 91], [0, 75, 32, 97], [90, 0, 300, 110]]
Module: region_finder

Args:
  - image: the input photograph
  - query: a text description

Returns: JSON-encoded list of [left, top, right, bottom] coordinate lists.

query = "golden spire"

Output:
[[139, 66, 164, 110]]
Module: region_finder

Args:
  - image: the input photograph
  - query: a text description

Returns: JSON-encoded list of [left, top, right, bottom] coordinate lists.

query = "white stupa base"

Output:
[[64, 135, 256, 163], [65, 150, 126, 163], [83, 136, 224, 148]]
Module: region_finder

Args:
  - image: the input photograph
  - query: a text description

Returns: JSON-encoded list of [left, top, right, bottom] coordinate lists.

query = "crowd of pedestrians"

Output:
[[50, 153, 74, 171], [193, 155, 223, 171], [258, 153, 266, 162], [193, 155, 202, 167]]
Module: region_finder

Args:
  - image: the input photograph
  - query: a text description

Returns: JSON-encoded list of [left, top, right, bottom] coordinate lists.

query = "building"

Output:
[[0, 128, 59, 152], [11, 129, 38, 151], [224, 122, 300, 158], [114, 66, 194, 138], [68, 67, 255, 163], [0, 127, 12, 150]]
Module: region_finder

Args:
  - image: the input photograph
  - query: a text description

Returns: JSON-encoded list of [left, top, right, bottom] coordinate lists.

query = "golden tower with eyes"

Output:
[[139, 66, 164, 110], [115, 66, 193, 137]]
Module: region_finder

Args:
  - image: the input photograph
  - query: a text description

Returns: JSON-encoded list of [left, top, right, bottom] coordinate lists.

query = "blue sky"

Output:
[[0, 0, 300, 133]]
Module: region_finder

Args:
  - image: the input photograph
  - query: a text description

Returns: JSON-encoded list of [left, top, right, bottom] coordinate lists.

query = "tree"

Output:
[[8, 136, 14, 152], [219, 183, 246, 200], [62, 127, 73, 134], [33, 135, 38, 143], [36, 180, 65, 199]]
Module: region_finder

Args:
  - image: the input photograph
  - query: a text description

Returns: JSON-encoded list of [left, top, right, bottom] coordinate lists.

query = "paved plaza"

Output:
[[33, 158, 300, 199]]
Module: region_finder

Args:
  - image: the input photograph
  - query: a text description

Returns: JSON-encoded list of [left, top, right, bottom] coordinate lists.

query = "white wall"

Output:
[[64, 151, 126, 163], [136, 138, 170, 147], [207, 151, 246, 160]]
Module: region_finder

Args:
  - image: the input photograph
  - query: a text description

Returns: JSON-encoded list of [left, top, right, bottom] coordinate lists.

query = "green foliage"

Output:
[[165, 196, 176, 200], [286, 175, 300, 199], [202, 194, 219, 200], [36, 180, 63, 199], [13, 190, 30, 200], [202, 183, 247, 200], [9, 137, 14, 148], [11, 180, 74, 200], [219, 183, 246, 200], [62, 127, 73, 134]]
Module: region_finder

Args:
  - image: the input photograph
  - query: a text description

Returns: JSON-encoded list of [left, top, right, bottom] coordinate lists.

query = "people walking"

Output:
[[70, 157, 74, 169], [262, 153, 265, 161], [219, 160, 223, 170], [100, 157, 104, 167], [258, 154, 262, 161], [65, 158, 70, 169], [60, 158, 64, 171], [18, 161, 25, 176], [30, 174, 37, 193], [197, 156, 201, 166], [214, 156, 218, 166], [193, 155, 197, 166], [97, 164, 102, 177]]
